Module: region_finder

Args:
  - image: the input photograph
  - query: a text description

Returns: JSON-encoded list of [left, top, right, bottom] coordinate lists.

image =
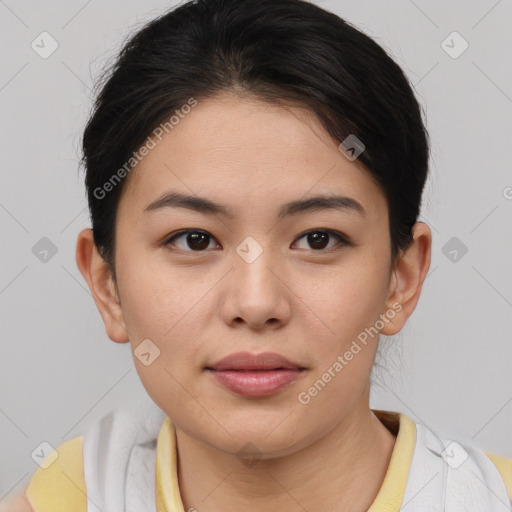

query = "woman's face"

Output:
[[100, 92, 403, 456]]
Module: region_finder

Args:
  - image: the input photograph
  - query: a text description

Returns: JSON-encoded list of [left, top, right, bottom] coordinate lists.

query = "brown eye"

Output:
[[165, 230, 219, 251], [293, 230, 350, 251], [164, 228, 351, 253]]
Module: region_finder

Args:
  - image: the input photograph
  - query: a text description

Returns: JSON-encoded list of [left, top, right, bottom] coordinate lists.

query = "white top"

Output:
[[54, 399, 511, 511]]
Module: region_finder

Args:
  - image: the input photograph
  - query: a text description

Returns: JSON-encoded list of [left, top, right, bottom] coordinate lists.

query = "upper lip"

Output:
[[206, 351, 305, 371]]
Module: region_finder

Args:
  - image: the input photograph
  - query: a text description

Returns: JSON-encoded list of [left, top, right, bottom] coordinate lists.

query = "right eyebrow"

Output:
[[143, 192, 235, 218]]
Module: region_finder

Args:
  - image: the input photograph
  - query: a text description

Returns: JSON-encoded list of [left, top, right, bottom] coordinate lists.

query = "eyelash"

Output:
[[163, 229, 353, 253]]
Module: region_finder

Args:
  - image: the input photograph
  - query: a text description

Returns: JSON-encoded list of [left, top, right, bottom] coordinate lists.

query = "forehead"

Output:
[[117, 92, 386, 221]]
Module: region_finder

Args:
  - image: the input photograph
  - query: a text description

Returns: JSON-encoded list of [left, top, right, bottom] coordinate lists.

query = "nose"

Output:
[[220, 242, 292, 331]]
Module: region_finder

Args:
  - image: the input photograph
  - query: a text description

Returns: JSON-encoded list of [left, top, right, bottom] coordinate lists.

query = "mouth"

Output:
[[205, 351, 306, 372], [204, 351, 307, 397]]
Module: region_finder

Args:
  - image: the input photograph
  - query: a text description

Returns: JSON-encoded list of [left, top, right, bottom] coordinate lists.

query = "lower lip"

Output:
[[206, 369, 304, 397]]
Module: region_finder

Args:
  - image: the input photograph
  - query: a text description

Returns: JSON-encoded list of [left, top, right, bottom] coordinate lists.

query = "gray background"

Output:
[[1, 0, 511, 499]]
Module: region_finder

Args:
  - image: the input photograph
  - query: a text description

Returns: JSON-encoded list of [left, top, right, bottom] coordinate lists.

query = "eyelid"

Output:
[[294, 228, 352, 248], [164, 229, 220, 250]]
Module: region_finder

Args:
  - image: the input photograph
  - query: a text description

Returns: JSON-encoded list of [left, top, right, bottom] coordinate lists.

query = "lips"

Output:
[[205, 351, 307, 397], [205, 351, 305, 372]]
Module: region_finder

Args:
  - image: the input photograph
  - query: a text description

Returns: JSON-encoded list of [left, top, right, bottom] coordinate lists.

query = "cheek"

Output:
[[119, 267, 206, 415], [117, 253, 212, 373], [115, 244, 190, 337], [303, 256, 390, 341], [295, 263, 389, 416]]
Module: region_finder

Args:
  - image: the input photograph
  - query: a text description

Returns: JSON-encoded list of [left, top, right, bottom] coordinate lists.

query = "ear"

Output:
[[75, 228, 129, 343], [381, 222, 432, 335]]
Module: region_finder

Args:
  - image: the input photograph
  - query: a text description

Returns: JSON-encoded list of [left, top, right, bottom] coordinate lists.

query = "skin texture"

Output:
[[76, 91, 431, 511], [0, 485, 33, 512]]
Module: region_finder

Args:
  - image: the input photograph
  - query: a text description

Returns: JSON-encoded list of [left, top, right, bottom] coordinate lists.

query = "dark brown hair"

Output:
[[80, 0, 430, 282]]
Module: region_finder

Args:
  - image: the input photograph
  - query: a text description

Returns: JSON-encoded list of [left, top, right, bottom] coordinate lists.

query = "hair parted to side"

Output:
[[80, 0, 430, 283]]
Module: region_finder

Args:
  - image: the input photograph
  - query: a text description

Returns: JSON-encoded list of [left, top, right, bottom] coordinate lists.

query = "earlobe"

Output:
[[381, 222, 432, 336], [75, 228, 130, 343]]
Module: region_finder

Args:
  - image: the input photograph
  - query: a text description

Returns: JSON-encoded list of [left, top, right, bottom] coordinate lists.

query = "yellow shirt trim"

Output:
[[156, 416, 186, 512], [485, 451, 512, 500], [25, 436, 87, 512], [155, 409, 417, 512], [368, 410, 416, 511]]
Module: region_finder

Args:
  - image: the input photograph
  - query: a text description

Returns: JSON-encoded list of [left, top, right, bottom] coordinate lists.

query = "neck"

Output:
[[174, 400, 397, 512]]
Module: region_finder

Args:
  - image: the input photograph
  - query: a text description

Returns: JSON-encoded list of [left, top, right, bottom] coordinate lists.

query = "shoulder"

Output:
[[24, 436, 87, 512], [485, 451, 512, 500], [0, 485, 33, 512], [401, 419, 512, 508], [3, 403, 165, 512]]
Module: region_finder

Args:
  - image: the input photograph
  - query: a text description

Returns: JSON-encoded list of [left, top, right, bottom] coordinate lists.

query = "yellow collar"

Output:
[[155, 409, 416, 512]]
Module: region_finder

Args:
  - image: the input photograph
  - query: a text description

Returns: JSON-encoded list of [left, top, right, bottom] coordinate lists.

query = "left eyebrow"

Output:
[[142, 192, 365, 218], [277, 195, 365, 219]]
